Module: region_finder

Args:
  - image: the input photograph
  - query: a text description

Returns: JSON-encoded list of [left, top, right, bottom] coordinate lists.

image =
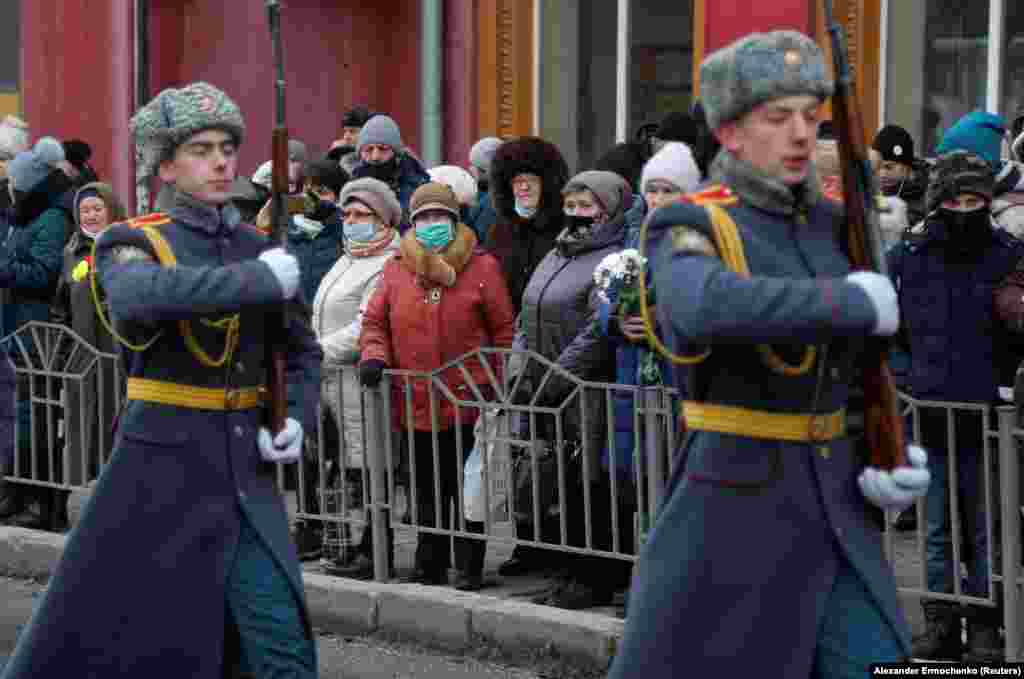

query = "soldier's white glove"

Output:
[[845, 271, 899, 336], [258, 247, 300, 300], [258, 418, 303, 464], [858, 444, 930, 512]]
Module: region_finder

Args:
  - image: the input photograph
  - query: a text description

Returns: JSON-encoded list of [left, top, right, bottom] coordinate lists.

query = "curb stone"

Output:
[[0, 527, 621, 669]]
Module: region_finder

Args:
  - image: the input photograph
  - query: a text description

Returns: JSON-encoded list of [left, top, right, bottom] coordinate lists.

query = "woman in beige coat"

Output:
[[312, 177, 401, 577]]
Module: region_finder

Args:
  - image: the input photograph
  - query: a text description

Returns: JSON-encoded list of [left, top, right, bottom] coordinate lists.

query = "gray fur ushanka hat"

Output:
[[131, 82, 246, 175], [699, 30, 834, 130]]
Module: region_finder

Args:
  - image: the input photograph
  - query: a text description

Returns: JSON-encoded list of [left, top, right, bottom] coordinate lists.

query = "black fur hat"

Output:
[[926, 150, 994, 214], [489, 136, 569, 225]]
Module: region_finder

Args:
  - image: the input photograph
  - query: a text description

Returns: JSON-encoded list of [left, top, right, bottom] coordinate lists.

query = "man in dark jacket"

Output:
[[2, 81, 322, 678], [889, 150, 1024, 662], [350, 114, 430, 229]]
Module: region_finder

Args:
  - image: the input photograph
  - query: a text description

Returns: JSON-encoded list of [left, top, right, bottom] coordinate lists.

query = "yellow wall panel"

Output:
[[0, 92, 19, 118]]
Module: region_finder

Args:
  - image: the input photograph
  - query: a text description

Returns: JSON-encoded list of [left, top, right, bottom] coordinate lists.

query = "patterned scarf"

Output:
[[345, 227, 395, 258]]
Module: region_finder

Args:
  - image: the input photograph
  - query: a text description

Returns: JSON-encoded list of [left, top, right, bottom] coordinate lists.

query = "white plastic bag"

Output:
[[464, 408, 511, 521]]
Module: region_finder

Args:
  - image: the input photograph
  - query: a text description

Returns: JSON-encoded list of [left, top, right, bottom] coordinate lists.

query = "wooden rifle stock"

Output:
[[824, 0, 905, 469], [264, 0, 288, 435]]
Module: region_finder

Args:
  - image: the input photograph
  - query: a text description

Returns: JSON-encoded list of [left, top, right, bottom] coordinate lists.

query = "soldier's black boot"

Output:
[[912, 601, 963, 660], [965, 607, 1003, 663]]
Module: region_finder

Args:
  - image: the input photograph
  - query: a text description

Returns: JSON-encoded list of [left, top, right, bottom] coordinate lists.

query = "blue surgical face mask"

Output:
[[415, 220, 454, 251], [343, 221, 377, 243], [514, 201, 537, 219]]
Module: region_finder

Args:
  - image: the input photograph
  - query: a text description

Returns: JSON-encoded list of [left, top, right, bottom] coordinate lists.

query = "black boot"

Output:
[[912, 601, 963, 660], [965, 608, 1003, 663]]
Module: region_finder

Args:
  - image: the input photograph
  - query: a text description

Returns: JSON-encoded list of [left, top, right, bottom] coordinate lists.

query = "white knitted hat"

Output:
[[428, 164, 478, 207], [640, 142, 700, 194]]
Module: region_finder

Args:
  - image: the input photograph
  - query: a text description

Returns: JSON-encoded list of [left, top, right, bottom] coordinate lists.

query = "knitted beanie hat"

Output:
[[130, 82, 245, 175], [935, 111, 1006, 170], [357, 115, 403, 154], [8, 137, 65, 193], [640, 142, 701, 194], [428, 165, 478, 206], [342, 105, 374, 128], [469, 137, 503, 173], [563, 170, 632, 219], [0, 115, 29, 159], [872, 125, 915, 167], [339, 177, 402, 227], [926, 150, 995, 213], [409, 182, 460, 221]]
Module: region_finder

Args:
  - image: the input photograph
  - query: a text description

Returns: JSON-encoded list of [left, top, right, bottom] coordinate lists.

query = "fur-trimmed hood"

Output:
[[489, 136, 569, 232]]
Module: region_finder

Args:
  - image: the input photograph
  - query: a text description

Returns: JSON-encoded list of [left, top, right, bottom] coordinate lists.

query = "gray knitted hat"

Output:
[[469, 137, 503, 173], [357, 115, 403, 154], [130, 82, 246, 175], [699, 30, 833, 130], [8, 137, 65, 192], [563, 170, 632, 219], [339, 177, 402, 227]]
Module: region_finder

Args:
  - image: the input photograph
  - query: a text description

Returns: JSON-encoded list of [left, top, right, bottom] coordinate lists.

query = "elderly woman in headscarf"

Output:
[[50, 182, 126, 516]]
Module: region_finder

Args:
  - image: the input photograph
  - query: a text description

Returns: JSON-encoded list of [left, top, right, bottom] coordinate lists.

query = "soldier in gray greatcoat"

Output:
[[608, 32, 931, 678], [2, 82, 322, 678]]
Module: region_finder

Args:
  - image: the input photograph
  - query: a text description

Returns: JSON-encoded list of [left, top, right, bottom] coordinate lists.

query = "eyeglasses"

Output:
[[342, 208, 376, 220]]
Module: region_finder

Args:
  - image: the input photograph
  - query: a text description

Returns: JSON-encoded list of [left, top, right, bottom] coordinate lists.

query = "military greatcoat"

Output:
[[608, 151, 912, 678], [2, 196, 322, 678]]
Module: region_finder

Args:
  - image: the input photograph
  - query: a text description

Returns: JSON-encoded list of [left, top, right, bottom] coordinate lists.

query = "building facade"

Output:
[[8, 0, 1011, 214]]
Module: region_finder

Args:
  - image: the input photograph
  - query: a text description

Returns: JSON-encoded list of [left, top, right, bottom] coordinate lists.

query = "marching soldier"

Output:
[[608, 32, 930, 677], [2, 82, 322, 678]]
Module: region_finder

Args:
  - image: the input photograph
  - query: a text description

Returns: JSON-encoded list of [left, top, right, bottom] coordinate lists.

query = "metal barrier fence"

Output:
[[7, 322, 1024, 658]]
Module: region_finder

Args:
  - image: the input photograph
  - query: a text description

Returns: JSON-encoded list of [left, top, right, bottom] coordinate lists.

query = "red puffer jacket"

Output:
[[360, 226, 516, 431]]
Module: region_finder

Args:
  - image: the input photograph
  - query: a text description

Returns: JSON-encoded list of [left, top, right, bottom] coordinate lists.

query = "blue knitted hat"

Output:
[[936, 111, 1006, 170]]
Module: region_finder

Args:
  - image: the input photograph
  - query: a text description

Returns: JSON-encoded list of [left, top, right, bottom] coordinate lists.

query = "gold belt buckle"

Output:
[[225, 389, 242, 410], [808, 414, 830, 442]]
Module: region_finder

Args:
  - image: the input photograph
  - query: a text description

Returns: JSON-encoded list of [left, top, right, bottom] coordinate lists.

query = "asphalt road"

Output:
[[0, 576, 598, 679]]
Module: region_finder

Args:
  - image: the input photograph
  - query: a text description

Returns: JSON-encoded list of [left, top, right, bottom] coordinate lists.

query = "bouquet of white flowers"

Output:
[[592, 248, 662, 385]]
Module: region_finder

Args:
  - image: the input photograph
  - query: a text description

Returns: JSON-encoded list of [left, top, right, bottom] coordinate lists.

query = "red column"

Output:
[[443, 0, 477, 168], [702, 0, 813, 54], [21, 1, 136, 211]]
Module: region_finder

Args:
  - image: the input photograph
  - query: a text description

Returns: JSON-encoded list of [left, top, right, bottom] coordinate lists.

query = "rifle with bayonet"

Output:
[[823, 0, 906, 469], [264, 0, 288, 434]]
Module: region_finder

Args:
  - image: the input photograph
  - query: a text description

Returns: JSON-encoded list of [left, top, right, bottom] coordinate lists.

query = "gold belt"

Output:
[[682, 401, 846, 443], [127, 377, 266, 411]]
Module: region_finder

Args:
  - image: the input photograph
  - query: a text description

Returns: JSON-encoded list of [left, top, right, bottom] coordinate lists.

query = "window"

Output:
[[538, 0, 694, 173], [0, 0, 20, 118], [884, 0, 990, 155], [0, 0, 19, 91]]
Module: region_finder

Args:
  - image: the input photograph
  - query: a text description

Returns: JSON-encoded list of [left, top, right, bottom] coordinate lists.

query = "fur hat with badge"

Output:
[[130, 82, 246, 175], [926, 150, 995, 214], [698, 30, 834, 130]]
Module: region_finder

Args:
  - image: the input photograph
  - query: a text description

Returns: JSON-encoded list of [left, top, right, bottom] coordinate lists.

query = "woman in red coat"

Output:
[[359, 182, 515, 590]]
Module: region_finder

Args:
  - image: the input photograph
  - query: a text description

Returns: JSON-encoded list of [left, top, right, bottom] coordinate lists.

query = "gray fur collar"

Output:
[[168, 189, 242, 235], [711, 149, 822, 216]]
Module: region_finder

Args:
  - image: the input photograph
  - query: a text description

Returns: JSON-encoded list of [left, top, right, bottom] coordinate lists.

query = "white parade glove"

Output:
[[845, 271, 899, 337], [858, 444, 930, 512], [258, 418, 303, 464], [258, 247, 301, 300]]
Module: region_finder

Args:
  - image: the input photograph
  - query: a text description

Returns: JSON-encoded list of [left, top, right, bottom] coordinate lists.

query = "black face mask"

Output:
[[937, 207, 990, 245], [566, 214, 596, 233], [362, 156, 399, 182]]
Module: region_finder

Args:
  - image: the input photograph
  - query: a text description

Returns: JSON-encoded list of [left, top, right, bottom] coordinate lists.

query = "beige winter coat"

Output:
[[312, 235, 400, 468]]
